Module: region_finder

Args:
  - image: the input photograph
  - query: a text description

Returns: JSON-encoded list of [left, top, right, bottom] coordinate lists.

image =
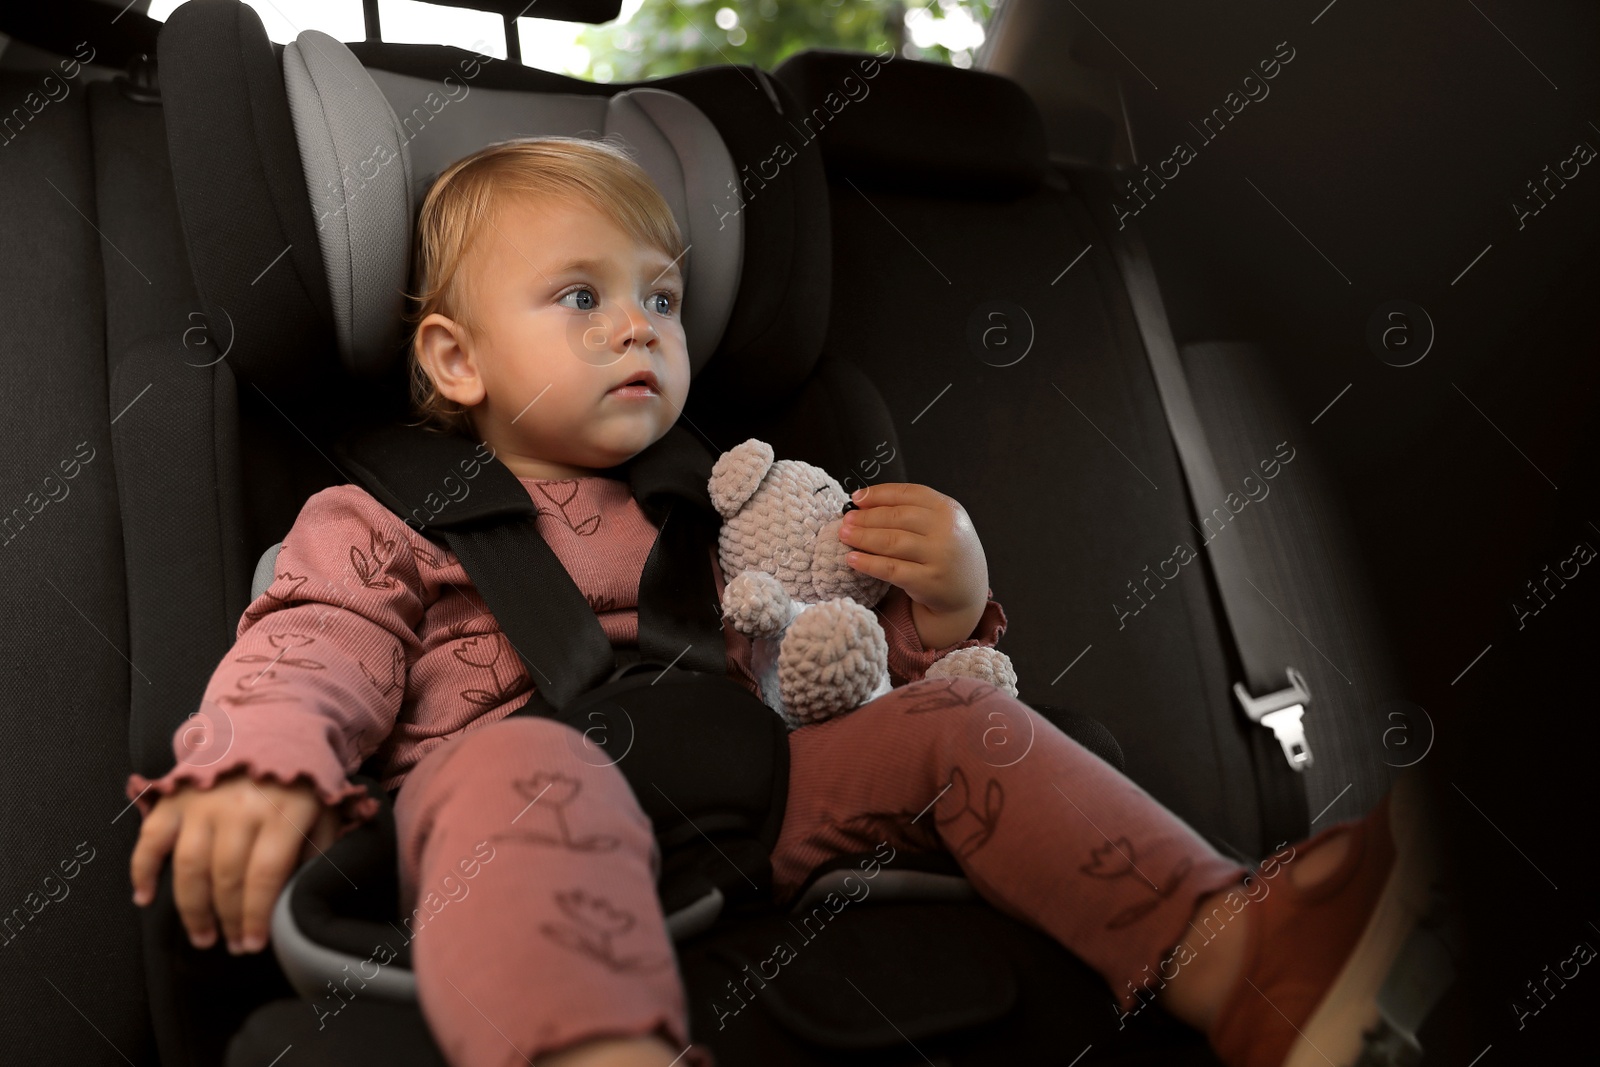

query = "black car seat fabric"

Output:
[[0, 42, 197, 1063], [771, 50, 1407, 856]]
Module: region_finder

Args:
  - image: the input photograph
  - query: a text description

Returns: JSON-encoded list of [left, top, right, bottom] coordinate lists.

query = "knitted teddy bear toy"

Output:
[[707, 438, 1018, 729]]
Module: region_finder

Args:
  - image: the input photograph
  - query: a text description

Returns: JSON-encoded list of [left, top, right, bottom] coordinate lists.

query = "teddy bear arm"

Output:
[[923, 646, 1019, 698], [722, 570, 796, 638]]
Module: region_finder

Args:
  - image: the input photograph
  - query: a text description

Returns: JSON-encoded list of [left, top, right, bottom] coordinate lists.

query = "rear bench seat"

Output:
[[772, 49, 1274, 853]]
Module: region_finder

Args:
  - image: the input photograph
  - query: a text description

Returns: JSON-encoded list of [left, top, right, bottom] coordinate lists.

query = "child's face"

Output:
[[416, 191, 690, 479]]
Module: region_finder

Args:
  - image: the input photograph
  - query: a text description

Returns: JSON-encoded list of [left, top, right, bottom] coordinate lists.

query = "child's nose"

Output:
[[618, 305, 658, 348]]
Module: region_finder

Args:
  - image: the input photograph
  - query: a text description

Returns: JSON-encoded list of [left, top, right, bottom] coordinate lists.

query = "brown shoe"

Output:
[[1207, 772, 1439, 1067]]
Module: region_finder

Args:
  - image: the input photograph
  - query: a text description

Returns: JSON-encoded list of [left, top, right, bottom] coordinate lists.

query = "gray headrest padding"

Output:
[[283, 33, 417, 380], [283, 31, 742, 381]]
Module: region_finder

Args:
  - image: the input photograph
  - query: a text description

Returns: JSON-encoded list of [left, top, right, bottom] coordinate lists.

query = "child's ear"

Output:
[[416, 313, 485, 407]]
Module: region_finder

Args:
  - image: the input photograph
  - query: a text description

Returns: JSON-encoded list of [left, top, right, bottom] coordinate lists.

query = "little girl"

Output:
[[126, 136, 1433, 1067]]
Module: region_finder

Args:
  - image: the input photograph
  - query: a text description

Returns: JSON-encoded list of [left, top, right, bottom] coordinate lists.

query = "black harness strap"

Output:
[[332, 421, 726, 707], [332, 421, 787, 914]]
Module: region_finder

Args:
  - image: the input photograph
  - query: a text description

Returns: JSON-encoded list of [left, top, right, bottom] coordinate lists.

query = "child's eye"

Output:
[[648, 291, 676, 315], [558, 287, 598, 311]]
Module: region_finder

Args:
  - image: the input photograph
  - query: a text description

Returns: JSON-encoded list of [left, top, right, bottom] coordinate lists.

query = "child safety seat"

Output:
[[128, 4, 1149, 1065]]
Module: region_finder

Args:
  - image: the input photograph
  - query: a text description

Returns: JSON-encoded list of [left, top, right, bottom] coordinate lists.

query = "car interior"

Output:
[[1, 0, 1595, 1064]]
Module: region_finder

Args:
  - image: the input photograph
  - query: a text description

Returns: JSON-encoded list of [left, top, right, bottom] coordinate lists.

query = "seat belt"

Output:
[[1102, 210, 1313, 848]]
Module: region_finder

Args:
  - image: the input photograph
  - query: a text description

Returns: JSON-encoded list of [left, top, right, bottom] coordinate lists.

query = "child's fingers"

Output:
[[129, 802, 181, 907], [170, 815, 219, 949], [239, 819, 309, 953], [843, 501, 935, 536], [853, 482, 947, 515], [839, 523, 932, 564], [846, 548, 910, 586], [210, 818, 262, 953]]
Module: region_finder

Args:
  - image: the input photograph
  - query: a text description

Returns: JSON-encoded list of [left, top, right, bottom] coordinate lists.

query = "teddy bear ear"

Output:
[[708, 439, 776, 519]]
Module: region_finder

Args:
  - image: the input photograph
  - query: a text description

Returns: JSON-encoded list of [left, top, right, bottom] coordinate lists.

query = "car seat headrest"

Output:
[[772, 49, 1048, 199], [282, 29, 743, 382], [159, 0, 832, 412]]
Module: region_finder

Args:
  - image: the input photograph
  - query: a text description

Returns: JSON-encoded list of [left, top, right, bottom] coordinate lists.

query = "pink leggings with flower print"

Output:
[[391, 676, 1248, 1067]]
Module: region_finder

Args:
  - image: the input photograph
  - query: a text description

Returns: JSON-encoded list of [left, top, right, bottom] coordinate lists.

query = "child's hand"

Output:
[[130, 769, 340, 955], [838, 483, 990, 648]]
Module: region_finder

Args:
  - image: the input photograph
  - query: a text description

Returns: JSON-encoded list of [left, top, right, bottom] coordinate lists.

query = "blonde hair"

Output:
[[403, 135, 686, 438]]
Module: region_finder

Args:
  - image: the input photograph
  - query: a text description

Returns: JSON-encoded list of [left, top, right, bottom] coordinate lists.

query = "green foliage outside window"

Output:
[[574, 0, 999, 82]]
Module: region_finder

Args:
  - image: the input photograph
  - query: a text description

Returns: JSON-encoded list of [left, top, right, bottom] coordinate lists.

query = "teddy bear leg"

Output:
[[777, 599, 890, 728]]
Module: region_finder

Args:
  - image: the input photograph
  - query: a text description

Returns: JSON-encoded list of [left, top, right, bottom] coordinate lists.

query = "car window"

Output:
[[147, 0, 366, 44], [146, 0, 999, 74], [383, 0, 509, 58], [523, 0, 1000, 82]]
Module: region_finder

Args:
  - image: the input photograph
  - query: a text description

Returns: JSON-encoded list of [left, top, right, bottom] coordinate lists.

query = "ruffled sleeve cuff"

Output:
[[877, 585, 1008, 687], [124, 748, 382, 842]]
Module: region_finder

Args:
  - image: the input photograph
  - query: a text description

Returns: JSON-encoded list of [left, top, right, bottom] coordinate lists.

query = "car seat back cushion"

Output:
[[282, 29, 743, 382], [771, 48, 1049, 199]]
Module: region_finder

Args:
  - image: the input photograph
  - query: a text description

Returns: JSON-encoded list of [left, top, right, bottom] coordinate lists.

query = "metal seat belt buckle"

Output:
[[1233, 667, 1313, 772]]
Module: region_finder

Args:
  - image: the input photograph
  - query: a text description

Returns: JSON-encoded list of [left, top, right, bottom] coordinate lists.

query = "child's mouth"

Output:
[[607, 370, 660, 398]]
